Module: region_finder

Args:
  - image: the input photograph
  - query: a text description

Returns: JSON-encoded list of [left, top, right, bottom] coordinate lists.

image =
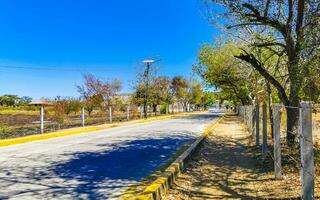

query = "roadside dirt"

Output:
[[164, 114, 319, 199]]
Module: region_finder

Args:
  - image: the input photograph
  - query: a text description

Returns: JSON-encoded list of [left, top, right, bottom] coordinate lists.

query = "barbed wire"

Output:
[[238, 104, 316, 194]]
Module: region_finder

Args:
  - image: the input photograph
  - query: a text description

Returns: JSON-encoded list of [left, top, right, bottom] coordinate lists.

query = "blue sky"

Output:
[[0, 0, 219, 99]]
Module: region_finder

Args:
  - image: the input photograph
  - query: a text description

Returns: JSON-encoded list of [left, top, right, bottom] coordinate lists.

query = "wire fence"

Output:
[[237, 102, 318, 199], [0, 104, 192, 139]]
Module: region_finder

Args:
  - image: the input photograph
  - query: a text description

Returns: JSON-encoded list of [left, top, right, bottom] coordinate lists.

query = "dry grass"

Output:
[[0, 111, 205, 147], [165, 114, 320, 199]]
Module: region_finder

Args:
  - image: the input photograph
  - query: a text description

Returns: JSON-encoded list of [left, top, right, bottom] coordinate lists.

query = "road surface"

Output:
[[0, 112, 221, 200]]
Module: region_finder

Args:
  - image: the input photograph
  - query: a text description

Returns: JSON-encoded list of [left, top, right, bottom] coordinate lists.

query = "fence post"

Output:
[[245, 106, 248, 126], [255, 104, 260, 146], [262, 104, 268, 157], [81, 107, 85, 127], [300, 102, 314, 199], [140, 107, 143, 119], [109, 106, 112, 123], [273, 104, 282, 179], [250, 106, 255, 137], [40, 105, 44, 133], [126, 105, 130, 121]]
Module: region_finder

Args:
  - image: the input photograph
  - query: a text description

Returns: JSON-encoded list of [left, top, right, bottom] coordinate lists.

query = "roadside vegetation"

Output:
[[195, 0, 319, 144], [173, 0, 320, 198], [0, 69, 217, 139]]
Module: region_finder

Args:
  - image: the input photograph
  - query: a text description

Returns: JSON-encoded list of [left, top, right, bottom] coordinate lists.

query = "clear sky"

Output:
[[0, 0, 219, 99]]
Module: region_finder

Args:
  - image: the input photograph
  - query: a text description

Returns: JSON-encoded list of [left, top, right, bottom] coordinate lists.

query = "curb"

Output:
[[127, 115, 224, 200]]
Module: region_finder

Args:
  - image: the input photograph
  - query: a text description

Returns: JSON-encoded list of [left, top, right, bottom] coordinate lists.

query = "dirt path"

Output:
[[165, 114, 299, 199]]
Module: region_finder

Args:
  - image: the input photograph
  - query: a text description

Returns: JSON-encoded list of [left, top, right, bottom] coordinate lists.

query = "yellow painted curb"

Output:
[[120, 114, 225, 200], [0, 111, 206, 148], [0, 127, 104, 147]]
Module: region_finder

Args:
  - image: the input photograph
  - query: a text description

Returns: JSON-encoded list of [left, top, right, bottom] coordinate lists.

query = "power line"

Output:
[[0, 64, 129, 72], [0, 65, 80, 71]]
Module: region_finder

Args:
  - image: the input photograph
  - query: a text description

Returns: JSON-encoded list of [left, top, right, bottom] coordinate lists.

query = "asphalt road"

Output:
[[0, 112, 221, 200]]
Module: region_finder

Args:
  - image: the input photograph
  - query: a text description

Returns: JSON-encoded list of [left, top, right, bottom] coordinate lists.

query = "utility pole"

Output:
[[142, 59, 160, 119], [143, 62, 151, 119]]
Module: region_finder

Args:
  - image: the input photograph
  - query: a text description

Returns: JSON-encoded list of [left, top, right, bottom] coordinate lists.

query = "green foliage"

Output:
[[200, 92, 217, 107], [0, 126, 13, 139], [194, 43, 251, 105], [0, 95, 32, 107], [188, 82, 203, 106], [84, 94, 104, 116], [171, 76, 188, 102]]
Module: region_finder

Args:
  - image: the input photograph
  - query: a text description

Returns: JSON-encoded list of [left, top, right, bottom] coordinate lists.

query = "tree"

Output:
[[133, 63, 159, 117], [205, 0, 320, 145], [171, 76, 189, 111], [0, 95, 20, 106], [194, 43, 252, 106], [64, 98, 82, 115], [150, 76, 173, 112], [17, 96, 32, 106], [85, 95, 104, 116], [77, 73, 121, 115], [133, 75, 173, 113], [200, 91, 217, 109], [188, 82, 203, 108]]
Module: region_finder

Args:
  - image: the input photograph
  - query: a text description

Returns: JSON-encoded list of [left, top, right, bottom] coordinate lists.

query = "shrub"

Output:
[[0, 126, 13, 139]]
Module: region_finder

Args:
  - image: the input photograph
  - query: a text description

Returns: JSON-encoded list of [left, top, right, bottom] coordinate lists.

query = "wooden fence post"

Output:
[[262, 104, 268, 157], [300, 102, 314, 199], [81, 107, 85, 127], [273, 104, 282, 179], [255, 104, 260, 146], [109, 106, 112, 123]]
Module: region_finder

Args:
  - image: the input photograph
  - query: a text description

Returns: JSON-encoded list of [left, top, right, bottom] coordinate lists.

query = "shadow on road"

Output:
[[49, 135, 194, 199]]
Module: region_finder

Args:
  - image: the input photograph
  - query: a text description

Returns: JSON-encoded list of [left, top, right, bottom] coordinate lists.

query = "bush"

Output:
[[0, 126, 13, 139]]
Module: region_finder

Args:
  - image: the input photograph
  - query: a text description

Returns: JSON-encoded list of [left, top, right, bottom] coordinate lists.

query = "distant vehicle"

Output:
[[208, 106, 217, 112]]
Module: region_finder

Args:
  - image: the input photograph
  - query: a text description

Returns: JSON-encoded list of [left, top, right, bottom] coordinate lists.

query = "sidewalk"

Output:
[[164, 114, 295, 199]]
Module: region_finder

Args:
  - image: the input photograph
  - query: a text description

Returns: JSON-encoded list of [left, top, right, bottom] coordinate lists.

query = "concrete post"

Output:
[[255, 104, 260, 146], [252, 106, 256, 137], [126, 105, 130, 121], [109, 106, 112, 123], [245, 106, 248, 126], [40, 105, 44, 133], [300, 102, 314, 199], [273, 104, 282, 179], [262, 104, 268, 157], [81, 107, 85, 127], [140, 107, 143, 119], [166, 104, 169, 115]]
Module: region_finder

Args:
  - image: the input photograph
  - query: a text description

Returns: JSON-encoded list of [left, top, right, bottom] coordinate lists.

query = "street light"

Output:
[[142, 59, 160, 119]]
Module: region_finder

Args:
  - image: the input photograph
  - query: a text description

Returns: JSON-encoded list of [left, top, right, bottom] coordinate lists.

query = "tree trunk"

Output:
[[266, 82, 274, 138], [286, 100, 299, 146]]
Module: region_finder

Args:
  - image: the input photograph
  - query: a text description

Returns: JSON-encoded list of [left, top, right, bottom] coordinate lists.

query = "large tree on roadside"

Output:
[[171, 76, 189, 111], [194, 43, 252, 106], [205, 0, 320, 145]]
